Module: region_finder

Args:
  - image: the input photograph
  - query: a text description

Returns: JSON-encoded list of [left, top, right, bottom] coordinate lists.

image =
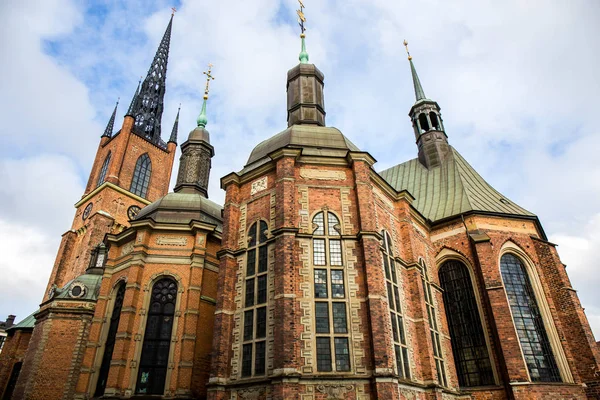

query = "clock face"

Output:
[[82, 203, 93, 220], [128, 205, 141, 220]]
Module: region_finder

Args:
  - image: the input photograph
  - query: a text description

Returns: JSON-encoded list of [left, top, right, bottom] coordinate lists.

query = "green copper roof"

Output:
[[7, 311, 36, 331], [379, 147, 534, 222], [299, 35, 309, 64], [409, 59, 426, 101], [197, 98, 208, 128]]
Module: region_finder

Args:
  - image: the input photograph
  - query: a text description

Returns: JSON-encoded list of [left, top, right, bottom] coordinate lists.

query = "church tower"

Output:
[[6, 15, 179, 400], [45, 15, 178, 295]]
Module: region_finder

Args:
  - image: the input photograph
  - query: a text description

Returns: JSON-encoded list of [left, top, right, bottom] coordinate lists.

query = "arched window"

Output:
[[429, 112, 441, 130], [241, 221, 269, 378], [136, 277, 177, 394], [420, 258, 448, 386], [312, 211, 350, 372], [382, 231, 410, 379], [130, 154, 152, 198], [500, 254, 561, 382], [419, 113, 430, 133], [97, 152, 111, 187], [439, 260, 494, 387], [95, 282, 126, 396]]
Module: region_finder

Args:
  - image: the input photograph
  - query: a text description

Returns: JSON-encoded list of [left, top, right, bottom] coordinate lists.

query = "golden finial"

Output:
[[403, 40, 412, 61], [202, 63, 215, 100], [297, 0, 307, 38], [171, 7, 177, 16]]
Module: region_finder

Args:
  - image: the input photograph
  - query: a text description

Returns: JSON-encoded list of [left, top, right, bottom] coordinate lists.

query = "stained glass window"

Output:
[[97, 152, 111, 187], [439, 260, 494, 387], [130, 154, 152, 198], [241, 221, 270, 377], [500, 254, 561, 382], [136, 278, 177, 394], [382, 231, 410, 379]]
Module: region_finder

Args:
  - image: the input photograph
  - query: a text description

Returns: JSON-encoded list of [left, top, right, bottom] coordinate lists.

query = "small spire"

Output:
[[403, 40, 426, 101], [297, 0, 309, 64], [197, 64, 215, 128], [169, 104, 180, 143], [126, 78, 142, 116], [102, 99, 119, 138]]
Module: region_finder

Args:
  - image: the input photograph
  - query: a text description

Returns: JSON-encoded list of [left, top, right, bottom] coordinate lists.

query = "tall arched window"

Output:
[[95, 282, 126, 396], [500, 253, 561, 382], [136, 277, 177, 394], [241, 221, 269, 377], [439, 260, 494, 387], [312, 211, 350, 372], [420, 258, 447, 386], [97, 152, 111, 187], [130, 154, 152, 198], [382, 231, 410, 379]]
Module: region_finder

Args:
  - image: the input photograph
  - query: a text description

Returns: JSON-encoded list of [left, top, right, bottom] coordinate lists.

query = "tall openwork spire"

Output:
[[404, 40, 426, 101], [101, 99, 119, 138], [131, 14, 174, 146], [169, 104, 180, 144]]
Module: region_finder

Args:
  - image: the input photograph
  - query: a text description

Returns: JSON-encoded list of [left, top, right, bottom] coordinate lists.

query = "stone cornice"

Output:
[[75, 182, 152, 208], [346, 151, 377, 166]]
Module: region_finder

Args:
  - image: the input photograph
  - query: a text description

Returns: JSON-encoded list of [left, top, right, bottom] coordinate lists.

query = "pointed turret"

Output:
[[169, 105, 180, 144], [101, 99, 119, 138], [403, 40, 449, 169], [174, 64, 215, 197], [126, 79, 141, 117], [131, 14, 173, 145]]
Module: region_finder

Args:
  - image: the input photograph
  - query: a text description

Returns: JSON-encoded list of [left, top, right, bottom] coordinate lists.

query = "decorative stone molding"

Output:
[[250, 176, 268, 195], [316, 384, 354, 400], [400, 388, 416, 400], [156, 235, 188, 246], [68, 282, 87, 299], [340, 188, 354, 235], [237, 204, 247, 249], [121, 241, 134, 256], [300, 168, 346, 181], [237, 387, 264, 400]]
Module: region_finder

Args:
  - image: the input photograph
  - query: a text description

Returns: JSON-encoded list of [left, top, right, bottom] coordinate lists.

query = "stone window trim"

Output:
[[311, 210, 352, 373], [88, 277, 129, 396], [498, 242, 574, 384], [129, 272, 184, 395], [97, 151, 111, 187], [434, 248, 500, 386], [381, 230, 411, 380], [240, 220, 270, 378], [418, 257, 448, 387]]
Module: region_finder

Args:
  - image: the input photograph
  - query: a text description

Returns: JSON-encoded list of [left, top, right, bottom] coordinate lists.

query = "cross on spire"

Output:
[[203, 63, 215, 100], [297, 0, 306, 36], [403, 39, 412, 60], [171, 7, 177, 16]]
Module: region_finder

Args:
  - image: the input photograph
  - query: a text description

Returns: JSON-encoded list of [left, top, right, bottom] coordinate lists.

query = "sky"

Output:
[[0, 0, 599, 340]]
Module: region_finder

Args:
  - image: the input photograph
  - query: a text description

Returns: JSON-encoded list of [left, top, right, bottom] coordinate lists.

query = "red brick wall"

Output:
[[0, 330, 32, 397]]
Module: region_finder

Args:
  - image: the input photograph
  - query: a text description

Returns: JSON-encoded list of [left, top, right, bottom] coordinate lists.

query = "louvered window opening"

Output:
[[420, 259, 447, 387], [312, 211, 350, 372], [130, 154, 152, 198], [241, 221, 269, 377], [439, 260, 494, 387], [382, 231, 410, 379], [500, 254, 561, 382]]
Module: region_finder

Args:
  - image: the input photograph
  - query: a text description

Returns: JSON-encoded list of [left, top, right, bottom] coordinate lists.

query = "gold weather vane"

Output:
[[202, 63, 215, 99], [403, 39, 412, 60], [171, 7, 177, 16], [297, 0, 306, 36]]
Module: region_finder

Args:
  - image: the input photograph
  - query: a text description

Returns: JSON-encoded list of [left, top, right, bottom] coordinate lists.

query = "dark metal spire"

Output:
[[101, 99, 119, 138], [131, 14, 173, 145], [168, 104, 180, 144], [126, 79, 141, 117]]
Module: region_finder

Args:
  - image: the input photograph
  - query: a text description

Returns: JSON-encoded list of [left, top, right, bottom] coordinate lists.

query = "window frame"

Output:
[[311, 211, 352, 373], [241, 220, 270, 378], [130, 153, 152, 198], [97, 152, 111, 187]]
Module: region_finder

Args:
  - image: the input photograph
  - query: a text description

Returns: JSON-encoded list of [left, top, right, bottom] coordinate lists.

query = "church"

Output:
[[0, 11, 599, 400]]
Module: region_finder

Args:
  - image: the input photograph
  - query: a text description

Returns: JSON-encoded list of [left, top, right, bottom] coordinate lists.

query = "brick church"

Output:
[[1, 12, 599, 400]]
